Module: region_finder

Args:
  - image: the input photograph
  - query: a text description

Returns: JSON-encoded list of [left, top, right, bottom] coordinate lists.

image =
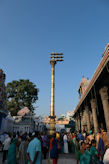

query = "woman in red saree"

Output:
[[50, 134, 58, 164]]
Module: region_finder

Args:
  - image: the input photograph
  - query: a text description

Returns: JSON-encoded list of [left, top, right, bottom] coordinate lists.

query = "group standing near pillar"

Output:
[[74, 86, 109, 141]]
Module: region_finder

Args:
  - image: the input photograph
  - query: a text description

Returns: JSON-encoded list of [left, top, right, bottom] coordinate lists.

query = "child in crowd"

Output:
[[90, 139, 98, 156], [76, 141, 86, 164], [80, 142, 91, 164], [90, 139, 100, 164]]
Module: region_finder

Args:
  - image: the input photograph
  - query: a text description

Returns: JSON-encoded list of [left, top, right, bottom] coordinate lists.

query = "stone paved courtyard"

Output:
[[42, 154, 77, 164], [0, 152, 77, 164]]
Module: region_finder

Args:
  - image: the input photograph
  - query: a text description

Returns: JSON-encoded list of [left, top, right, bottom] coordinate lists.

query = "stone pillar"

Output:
[[83, 110, 88, 131], [77, 115, 80, 131], [82, 116, 84, 132], [75, 117, 78, 132], [99, 86, 109, 139], [89, 112, 93, 128], [90, 99, 98, 133], [80, 111, 84, 132], [85, 106, 91, 133]]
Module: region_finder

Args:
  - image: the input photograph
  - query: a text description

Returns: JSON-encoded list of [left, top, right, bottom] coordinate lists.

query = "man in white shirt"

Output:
[[63, 133, 68, 154], [2, 134, 11, 163], [103, 142, 109, 164]]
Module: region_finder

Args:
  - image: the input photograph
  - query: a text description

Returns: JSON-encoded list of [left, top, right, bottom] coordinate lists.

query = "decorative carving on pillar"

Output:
[[90, 99, 96, 109], [81, 110, 87, 131], [77, 114, 80, 131], [85, 106, 91, 133], [89, 112, 93, 128], [90, 99, 98, 133], [75, 117, 78, 131], [99, 86, 109, 139], [84, 110, 87, 125], [99, 86, 109, 100], [80, 111, 84, 132]]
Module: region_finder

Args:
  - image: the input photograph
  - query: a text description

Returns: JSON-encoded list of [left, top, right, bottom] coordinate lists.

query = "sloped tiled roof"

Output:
[[74, 44, 109, 115]]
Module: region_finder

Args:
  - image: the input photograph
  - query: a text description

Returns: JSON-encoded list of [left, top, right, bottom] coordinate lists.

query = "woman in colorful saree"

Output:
[[7, 134, 17, 164]]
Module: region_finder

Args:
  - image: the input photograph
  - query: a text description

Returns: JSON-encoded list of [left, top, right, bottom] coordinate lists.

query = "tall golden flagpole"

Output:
[[49, 53, 63, 135]]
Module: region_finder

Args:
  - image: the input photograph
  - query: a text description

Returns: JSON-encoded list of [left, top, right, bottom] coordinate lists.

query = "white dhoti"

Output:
[[64, 141, 68, 153], [63, 134, 68, 153]]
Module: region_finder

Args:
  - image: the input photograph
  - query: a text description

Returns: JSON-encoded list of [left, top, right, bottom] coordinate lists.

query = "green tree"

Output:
[[6, 79, 39, 116]]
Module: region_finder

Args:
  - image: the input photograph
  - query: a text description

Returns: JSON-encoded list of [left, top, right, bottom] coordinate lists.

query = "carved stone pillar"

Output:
[[75, 117, 78, 131], [77, 114, 80, 131], [99, 86, 109, 139], [82, 110, 87, 131], [78, 114, 81, 130], [85, 106, 91, 132], [80, 111, 84, 132], [90, 99, 98, 133]]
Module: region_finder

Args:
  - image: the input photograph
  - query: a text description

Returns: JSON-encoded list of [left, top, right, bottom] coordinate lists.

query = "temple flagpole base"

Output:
[[49, 116, 56, 135]]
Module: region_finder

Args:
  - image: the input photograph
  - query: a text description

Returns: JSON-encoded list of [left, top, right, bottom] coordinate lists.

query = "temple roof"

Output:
[[74, 43, 109, 115], [17, 107, 30, 116]]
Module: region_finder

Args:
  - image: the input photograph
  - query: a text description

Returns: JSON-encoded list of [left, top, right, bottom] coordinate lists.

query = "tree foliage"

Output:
[[6, 79, 39, 116]]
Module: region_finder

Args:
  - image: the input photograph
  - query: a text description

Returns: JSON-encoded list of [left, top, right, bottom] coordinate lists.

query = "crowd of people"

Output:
[[0, 128, 109, 164]]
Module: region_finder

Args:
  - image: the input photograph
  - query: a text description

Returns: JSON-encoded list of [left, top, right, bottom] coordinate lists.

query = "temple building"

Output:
[[13, 107, 45, 134], [13, 113, 35, 134], [73, 44, 109, 139]]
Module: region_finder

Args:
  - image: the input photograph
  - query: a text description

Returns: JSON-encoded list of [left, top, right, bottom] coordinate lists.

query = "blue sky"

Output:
[[0, 0, 109, 117]]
